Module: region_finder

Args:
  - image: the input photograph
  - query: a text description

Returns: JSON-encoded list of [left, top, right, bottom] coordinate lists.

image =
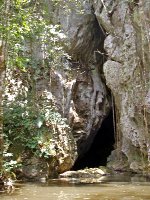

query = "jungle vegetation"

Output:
[[0, 0, 81, 180]]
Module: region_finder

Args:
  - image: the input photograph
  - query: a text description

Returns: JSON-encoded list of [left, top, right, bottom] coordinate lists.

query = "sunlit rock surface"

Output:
[[92, 0, 150, 173], [48, 2, 111, 162], [53, 0, 150, 174], [59, 167, 109, 183]]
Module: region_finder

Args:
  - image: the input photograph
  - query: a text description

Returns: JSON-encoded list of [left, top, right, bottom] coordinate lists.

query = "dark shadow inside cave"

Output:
[[72, 110, 115, 170]]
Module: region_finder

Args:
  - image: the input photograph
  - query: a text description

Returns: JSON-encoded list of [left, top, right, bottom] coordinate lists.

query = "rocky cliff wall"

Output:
[[55, 3, 111, 158], [91, 0, 150, 173], [4, 0, 111, 178], [56, 0, 150, 174], [5, 0, 150, 178]]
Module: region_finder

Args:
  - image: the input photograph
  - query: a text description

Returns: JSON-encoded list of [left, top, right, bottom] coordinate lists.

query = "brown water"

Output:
[[1, 175, 150, 200]]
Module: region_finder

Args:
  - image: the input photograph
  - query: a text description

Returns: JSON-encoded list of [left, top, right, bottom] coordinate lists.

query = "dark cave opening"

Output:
[[72, 110, 115, 170]]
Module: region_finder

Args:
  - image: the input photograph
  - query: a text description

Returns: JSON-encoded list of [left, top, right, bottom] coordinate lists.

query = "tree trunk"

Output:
[[0, 44, 4, 174]]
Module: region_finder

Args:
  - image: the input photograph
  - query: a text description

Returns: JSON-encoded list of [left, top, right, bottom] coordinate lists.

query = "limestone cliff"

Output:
[[4, 0, 150, 178], [4, 0, 111, 178], [92, 0, 150, 173], [55, 0, 150, 174], [32, 1, 111, 175], [55, 2, 111, 158]]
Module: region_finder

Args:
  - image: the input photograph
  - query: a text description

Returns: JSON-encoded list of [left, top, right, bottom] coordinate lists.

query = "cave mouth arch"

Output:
[[72, 110, 115, 170]]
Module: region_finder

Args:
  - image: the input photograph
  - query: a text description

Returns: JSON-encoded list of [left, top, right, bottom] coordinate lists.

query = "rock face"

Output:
[[56, 0, 150, 172], [49, 68, 110, 158], [54, 5, 111, 158], [5, 1, 111, 179], [55, 0, 150, 174], [22, 1, 111, 177], [5, 0, 150, 178], [91, 0, 150, 173]]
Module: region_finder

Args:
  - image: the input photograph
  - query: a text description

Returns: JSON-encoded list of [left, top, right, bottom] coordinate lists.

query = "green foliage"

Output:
[[0, 0, 76, 174], [4, 104, 37, 146], [3, 152, 21, 173], [0, 0, 67, 71], [3, 98, 70, 161]]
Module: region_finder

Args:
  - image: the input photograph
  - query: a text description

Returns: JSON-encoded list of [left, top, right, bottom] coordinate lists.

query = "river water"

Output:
[[1, 174, 150, 200]]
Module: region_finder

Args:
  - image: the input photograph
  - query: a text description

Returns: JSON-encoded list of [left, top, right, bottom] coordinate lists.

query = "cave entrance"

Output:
[[72, 110, 115, 170]]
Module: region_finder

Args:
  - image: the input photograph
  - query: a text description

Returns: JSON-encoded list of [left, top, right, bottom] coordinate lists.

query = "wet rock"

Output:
[[59, 167, 108, 179], [21, 156, 49, 180]]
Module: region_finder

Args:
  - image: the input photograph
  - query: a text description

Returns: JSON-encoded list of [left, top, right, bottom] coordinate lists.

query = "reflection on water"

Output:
[[0, 174, 150, 200]]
